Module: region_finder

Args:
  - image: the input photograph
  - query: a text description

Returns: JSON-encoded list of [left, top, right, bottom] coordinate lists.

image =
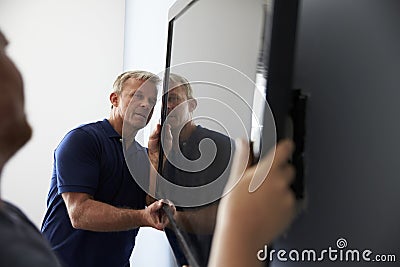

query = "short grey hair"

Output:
[[169, 73, 194, 99], [112, 70, 161, 95]]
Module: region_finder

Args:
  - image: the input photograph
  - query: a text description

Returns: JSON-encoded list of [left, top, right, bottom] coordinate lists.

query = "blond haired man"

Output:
[[41, 71, 168, 267]]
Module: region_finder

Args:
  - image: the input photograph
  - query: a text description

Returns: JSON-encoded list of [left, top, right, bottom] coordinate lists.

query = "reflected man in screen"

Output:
[[161, 73, 233, 267]]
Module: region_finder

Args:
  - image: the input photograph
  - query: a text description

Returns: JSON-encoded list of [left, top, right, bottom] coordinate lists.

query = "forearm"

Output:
[[208, 213, 264, 267], [209, 140, 296, 266], [68, 198, 146, 232], [209, 235, 264, 267]]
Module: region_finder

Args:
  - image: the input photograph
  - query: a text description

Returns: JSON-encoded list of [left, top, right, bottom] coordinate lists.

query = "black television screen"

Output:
[[155, 0, 301, 266]]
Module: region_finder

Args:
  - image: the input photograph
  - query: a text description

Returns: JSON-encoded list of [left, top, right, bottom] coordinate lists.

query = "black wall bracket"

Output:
[[290, 89, 307, 200]]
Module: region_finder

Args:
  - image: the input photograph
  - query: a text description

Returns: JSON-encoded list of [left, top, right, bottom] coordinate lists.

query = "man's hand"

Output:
[[143, 200, 171, 230]]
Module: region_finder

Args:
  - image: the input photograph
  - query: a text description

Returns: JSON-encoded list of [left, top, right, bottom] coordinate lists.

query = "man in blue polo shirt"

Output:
[[41, 71, 168, 267]]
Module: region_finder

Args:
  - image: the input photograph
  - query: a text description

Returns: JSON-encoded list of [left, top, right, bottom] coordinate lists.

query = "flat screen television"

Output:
[[156, 0, 302, 266]]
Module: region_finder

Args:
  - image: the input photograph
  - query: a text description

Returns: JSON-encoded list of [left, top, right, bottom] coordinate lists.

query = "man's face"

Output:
[[0, 30, 31, 168], [166, 85, 194, 130], [120, 78, 157, 130]]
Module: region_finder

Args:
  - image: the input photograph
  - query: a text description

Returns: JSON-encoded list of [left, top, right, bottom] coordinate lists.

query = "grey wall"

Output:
[[272, 0, 400, 266]]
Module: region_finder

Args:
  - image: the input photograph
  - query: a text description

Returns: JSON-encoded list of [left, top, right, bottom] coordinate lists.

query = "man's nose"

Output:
[[140, 99, 151, 110], [167, 102, 175, 113]]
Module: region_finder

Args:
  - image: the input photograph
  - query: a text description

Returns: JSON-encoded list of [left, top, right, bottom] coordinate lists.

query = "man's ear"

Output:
[[110, 92, 119, 108], [188, 98, 197, 112]]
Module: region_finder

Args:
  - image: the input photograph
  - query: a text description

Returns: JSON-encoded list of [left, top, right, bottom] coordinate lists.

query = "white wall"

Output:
[[0, 0, 125, 226], [124, 0, 176, 73]]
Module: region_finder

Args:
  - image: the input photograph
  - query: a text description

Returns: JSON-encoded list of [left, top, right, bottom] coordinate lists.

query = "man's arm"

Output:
[[62, 192, 167, 232], [208, 140, 296, 267]]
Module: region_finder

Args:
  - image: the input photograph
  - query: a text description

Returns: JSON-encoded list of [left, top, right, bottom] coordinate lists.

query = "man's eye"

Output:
[[168, 96, 178, 102]]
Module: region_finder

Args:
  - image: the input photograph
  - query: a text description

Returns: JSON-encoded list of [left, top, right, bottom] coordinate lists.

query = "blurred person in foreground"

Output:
[[0, 29, 62, 267]]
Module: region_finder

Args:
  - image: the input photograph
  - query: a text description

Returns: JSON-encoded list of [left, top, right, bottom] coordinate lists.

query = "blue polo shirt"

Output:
[[41, 119, 148, 267]]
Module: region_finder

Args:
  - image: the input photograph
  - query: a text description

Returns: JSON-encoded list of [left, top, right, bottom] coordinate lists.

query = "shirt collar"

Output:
[[100, 119, 121, 139]]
